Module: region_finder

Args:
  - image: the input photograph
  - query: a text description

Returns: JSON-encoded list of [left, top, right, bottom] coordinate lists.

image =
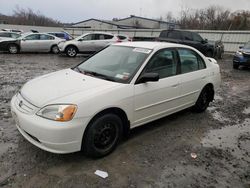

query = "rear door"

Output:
[[39, 34, 55, 52], [133, 48, 182, 126], [92, 34, 114, 51], [177, 48, 208, 106], [181, 31, 196, 48]]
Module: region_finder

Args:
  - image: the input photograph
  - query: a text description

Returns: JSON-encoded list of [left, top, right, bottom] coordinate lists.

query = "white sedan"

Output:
[[11, 42, 221, 157]]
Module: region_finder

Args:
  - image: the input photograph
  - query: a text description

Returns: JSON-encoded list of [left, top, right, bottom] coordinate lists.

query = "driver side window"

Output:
[[81, 34, 94, 41], [144, 49, 177, 79]]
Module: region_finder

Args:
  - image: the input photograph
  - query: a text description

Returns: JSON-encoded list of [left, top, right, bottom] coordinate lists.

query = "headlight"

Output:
[[236, 51, 243, 56], [37, 104, 77, 122]]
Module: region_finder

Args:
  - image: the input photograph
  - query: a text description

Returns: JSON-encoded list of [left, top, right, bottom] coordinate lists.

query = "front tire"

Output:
[[82, 114, 123, 158], [8, 44, 19, 54], [66, 46, 78, 57], [193, 87, 212, 112], [233, 64, 239, 69]]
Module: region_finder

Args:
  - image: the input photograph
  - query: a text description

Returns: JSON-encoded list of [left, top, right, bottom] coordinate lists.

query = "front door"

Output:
[[133, 48, 181, 126], [21, 34, 40, 52]]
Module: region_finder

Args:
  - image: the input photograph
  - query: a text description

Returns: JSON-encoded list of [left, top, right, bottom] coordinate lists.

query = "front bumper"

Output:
[[11, 93, 89, 154]]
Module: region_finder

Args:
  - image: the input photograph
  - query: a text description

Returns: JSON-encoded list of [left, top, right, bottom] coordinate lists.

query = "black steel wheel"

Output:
[[83, 113, 123, 158], [193, 87, 212, 112]]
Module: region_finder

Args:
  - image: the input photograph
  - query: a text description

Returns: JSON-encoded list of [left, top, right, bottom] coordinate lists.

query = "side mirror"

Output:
[[22, 38, 26, 41], [202, 39, 208, 44], [239, 46, 243, 49], [136, 73, 159, 84]]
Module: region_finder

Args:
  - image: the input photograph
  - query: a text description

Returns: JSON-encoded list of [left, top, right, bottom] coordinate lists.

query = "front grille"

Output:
[[15, 92, 37, 114]]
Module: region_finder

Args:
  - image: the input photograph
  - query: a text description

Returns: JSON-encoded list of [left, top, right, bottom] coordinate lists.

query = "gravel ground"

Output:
[[0, 53, 249, 188]]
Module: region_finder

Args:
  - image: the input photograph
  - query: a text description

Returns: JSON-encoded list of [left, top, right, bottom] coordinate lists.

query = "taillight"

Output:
[[116, 39, 122, 43]]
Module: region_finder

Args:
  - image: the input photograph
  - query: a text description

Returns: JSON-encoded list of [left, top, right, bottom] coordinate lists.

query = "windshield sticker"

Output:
[[115, 74, 125, 79], [133, 48, 152, 54]]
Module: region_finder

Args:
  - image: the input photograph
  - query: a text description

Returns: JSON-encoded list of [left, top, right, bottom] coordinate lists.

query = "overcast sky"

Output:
[[1, 0, 250, 23]]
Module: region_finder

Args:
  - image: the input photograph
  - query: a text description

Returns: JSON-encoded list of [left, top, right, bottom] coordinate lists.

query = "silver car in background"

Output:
[[58, 32, 121, 57], [0, 33, 64, 54]]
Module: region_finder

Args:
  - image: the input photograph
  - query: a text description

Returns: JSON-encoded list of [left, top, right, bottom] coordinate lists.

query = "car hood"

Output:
[[0, 37, 16, 42], [20, 69, 120, 107], [242, 48, 250, 54]]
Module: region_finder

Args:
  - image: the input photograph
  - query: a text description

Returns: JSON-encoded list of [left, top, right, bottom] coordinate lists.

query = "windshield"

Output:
[[243, 42, 250, 49], [76, 46, 152, 83]]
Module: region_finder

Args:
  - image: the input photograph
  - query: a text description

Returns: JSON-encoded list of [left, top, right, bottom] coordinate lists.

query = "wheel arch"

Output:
[[81, 107, 130, 150], [65, 44, 79, 52]]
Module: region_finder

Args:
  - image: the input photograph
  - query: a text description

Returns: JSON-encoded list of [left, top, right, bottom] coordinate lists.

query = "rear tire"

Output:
[[193, 87, 212, 112], [51, 45, 59, 54], [66, 46, 77, 57], [8, 44, 19, 54], [82, 113, 123, 158]]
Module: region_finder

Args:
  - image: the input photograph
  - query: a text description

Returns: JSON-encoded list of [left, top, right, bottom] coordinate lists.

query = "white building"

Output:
[[72, 15, 179, 29]]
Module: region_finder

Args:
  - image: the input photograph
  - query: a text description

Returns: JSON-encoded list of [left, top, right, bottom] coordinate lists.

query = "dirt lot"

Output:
[[0, 53, 249, 188]]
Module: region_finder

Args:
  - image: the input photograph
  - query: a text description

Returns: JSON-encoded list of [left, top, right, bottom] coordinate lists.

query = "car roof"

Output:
[[113, 41, 193, 50]]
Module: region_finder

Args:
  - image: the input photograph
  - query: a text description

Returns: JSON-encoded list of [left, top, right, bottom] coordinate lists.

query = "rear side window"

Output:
[[159, 30, 181, 39], [145, 49, 177, 79], [182, 32, 193, 41], [40, 34, 54, 40], [167, 31, 181, 39], [178, 49, 206, 74]]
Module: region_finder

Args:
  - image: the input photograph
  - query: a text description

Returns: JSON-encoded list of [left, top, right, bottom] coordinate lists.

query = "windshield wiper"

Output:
[[74, 67, 83, 73], [83, 70, 115, 82]]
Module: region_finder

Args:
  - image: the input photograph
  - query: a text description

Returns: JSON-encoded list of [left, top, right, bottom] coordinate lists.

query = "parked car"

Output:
[[58, 32, 121, 57], [47, 31, 74, 41], [0, 33, 64, 54], [233, 41, 250, 69], [117, 34, 132, 42], [0, 31, 21, 39], [11, 42, 221, 157], [157, 30, 224, 59], [2, 29, 23, 33]]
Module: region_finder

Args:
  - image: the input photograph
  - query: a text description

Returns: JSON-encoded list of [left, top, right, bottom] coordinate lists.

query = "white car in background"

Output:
[[0, 33, 64, 54], [11, 42, 221, 158], [58, 32, 121, 57]]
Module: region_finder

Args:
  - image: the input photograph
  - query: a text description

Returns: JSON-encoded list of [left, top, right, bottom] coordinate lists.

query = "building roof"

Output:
[[72, 18, 148, 29], [116, 15, 178, 25]]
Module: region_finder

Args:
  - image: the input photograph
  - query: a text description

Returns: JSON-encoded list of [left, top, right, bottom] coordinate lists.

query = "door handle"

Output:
[[171, 83, 179, 88], [201, 76, 206, 79]]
